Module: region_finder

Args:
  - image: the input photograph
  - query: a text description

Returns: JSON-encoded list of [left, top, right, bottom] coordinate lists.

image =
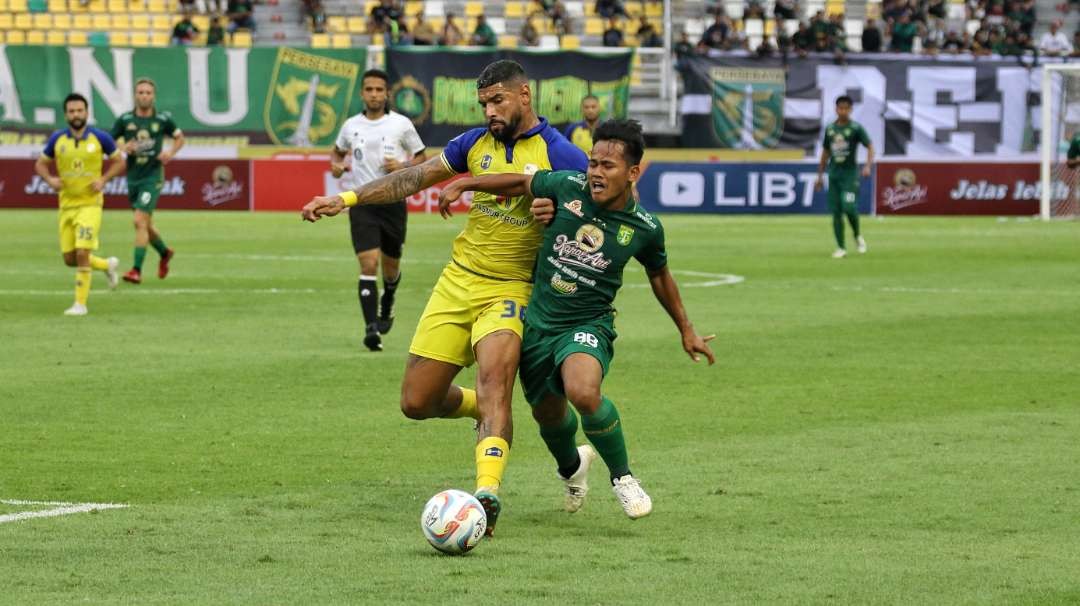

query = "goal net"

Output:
[[1041, 64, 1080, 219]]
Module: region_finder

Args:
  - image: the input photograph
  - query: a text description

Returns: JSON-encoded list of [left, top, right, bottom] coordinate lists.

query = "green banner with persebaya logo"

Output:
[[0, 46, 366, 145], [385, 48, 633, 143], [709, 67, 784, 149]]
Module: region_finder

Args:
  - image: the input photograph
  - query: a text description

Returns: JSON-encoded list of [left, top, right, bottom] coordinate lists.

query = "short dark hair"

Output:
[[64, 93, 88, 110], [362, 69, 390, 86], [476, 60, 527, 90], [582, 95, 599, 104], [836, 95, 854, 106], [593, 119, 645, 166]]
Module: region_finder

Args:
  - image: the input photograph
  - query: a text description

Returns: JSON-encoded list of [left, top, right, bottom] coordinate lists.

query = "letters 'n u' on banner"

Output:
[[0, 46, 367, 146]]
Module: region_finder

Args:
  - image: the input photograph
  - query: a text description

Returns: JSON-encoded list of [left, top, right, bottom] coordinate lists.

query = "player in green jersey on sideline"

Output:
[[111, 77, 185, 283], [439, 119, 715, 520], [815, 95, 874, 259]]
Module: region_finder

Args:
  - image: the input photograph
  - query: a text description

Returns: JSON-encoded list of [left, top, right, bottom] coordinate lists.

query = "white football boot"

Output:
[[831, 248, 847, 259], [612, 474, 652, 519], [63, 303, 88, 316], [105, 256, 120, 289], [856, 236, 868, 254], [560, 444, 599, 513]]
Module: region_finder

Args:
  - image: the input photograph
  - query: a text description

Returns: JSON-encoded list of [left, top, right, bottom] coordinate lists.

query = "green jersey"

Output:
[[823, 120, 870, 174], [527, 170, 667, 333], [1067, 134, 1080, 160], [110, 110, 180, 183]]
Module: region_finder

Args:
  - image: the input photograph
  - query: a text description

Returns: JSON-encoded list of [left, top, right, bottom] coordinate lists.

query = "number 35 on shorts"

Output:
[[500, 300, 527, 320], [574, 332, 599, 348]]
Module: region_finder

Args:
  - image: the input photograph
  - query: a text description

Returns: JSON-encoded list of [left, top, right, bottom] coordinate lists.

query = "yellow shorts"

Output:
[[409, 262, 533, 367], [58, 205, 103, 253]]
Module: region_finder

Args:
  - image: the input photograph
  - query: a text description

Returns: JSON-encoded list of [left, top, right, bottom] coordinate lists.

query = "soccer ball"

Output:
[[420, 489, 487, 555]]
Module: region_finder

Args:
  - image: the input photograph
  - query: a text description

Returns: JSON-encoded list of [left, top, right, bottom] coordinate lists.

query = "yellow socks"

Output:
[[446, 387, 480, 420], [89, 255, 109, 271], [475, 436, 509, 493], [74, 268, 92, 305]]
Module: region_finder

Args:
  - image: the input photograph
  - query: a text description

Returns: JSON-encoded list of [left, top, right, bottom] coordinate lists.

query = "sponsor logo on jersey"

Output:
[[617, 224, 634, 245], [151, 122, 160, 133], [635, 210, 657, 229], [568, 173, 587, 187], [552, 226, 612, 272], [480, 154, 492, 170], [550, 273, 578, 294], [564, 199, 584, 217]]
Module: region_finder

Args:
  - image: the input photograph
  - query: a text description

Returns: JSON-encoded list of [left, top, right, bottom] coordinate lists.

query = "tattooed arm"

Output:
[[301, 155, 455, 222]]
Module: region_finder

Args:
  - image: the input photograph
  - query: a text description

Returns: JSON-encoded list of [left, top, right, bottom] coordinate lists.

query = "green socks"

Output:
[[846, 207, 861, 239], [832, 210, 846, 249], [539, 408, 580, 476], [582, 397, 630, 479], [150, 237, 168, 256], [133, 246, 147, 271]]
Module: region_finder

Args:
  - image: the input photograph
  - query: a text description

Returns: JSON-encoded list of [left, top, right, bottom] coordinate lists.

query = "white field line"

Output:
[[0, 499, 129, 524], [0, 288, 320, 296]]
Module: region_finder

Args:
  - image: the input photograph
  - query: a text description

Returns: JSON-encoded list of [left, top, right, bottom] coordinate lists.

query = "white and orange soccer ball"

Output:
[[420, 489, 487, 555]]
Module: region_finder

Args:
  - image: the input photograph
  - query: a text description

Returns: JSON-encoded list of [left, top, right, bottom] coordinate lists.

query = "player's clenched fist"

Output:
[[301, 195, 346, 222], [437, 181, 467, 219], [530, 198, 555, 225]]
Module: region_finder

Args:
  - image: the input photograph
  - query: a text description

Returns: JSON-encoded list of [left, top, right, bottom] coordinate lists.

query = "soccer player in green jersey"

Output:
[[111, 77, 185, 283], [439, 119, 715, 519], [815, 95, 874, 259]]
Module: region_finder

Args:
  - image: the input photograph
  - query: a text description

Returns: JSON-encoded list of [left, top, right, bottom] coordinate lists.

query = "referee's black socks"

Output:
[[381, 272, 401, 319], [359, 275, 379, 327]]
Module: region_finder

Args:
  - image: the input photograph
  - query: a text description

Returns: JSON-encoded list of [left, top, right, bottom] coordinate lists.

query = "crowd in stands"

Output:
[[170, 0, 254, 45], [676, 0, 1080, 59]]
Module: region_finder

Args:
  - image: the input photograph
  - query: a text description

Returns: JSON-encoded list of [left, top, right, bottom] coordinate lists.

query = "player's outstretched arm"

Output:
[[646, 266, 716, 365], [301, 154, 453, 222], [437, 173, 533, 219]]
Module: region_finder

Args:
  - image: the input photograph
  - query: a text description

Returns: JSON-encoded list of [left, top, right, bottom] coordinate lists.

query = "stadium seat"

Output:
[[560, 34, 579, 49], [965, 19, 979, 35], [327, 15, 345, 32], [825, 0, 844, 15], [107, 0, 123, 11], [87, 30, 107, 44], [146, 0, 165, 12], [625, 1, 642, 16], [645, 2, 660, 16], [233, 30, 253, 46], [497, 34, 516, 48], [73, 13, 90, 27], [110, 30, 128, 44], [46, 29, 65, 44], [504, 1, 523, 18], [465, 0, 482, 17], [486, 16, 505, 33], [192, 14, 208, 29], [87, 0, 107, 13], [91, 13, 108, 28], [362, 0, 375, 14], [53, 13, 70, 28], [131, 13, 148, 28], [7, 29, 26, 43], [331, 33, 349, 47], [113, 13, 129, 27], [69, 30, 87, 44], [783, 19, 798, 36], [404, 0, 421, 16], [14, 12, 32, 27], [0, 13, 11, 28], [947, 3, 964, 19], [311, 32, 329, 47], [347, 16, 364, 33], [564, 1, 583, 17], [724, 0, 741, 18], [745, 19, 763, 37], [151, 14, 169, 29], [47, 0, 65, 11], [423, 0, 442, 17], [539, 33, 558, 48], [149, 31, 168, 45], [0, 0, 7, 11], [27, 0, 44, 11], [584, 17, 602, 35], [584, 1, 595, 15], [26, 29, 45, 43], [131, 31, 150, 46], [683, 18, 704, 37], [9, 0, 27, 10]]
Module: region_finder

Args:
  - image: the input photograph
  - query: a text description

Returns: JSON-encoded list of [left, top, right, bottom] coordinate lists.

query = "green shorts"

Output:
[[827, 172, 859, 212], [519, 317, 616, 405], [128, 179, 163, 213]]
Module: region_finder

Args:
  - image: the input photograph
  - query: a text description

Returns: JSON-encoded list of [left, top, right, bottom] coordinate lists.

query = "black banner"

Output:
[[679, 53, 1045, 157], [386, 48, 633, 143]]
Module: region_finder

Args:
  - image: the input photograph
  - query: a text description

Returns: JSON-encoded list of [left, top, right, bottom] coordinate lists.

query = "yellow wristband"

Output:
[[339, 191, 358, 207]]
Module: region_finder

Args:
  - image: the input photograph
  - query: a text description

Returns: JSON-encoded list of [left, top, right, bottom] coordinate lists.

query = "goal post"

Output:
[[1040, 63, 1080, 220]]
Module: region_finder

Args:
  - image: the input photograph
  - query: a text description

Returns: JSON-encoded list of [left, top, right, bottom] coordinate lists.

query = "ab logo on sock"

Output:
[[484, 447, 504, 458]]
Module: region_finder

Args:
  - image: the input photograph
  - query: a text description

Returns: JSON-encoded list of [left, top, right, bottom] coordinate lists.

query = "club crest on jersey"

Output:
[[574, 224, 604, 252], [564, 200, 584, 217], [480, 154, 492, 170], [484, 447, 504, 458], [617, 224, 634, 246], [151, 122, 160, 133]]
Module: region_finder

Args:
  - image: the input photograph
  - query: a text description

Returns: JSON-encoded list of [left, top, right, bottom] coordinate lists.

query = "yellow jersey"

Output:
[[563, 121, 595, 155], [439, 118, 588, 282], [41, 126, 119, 209]]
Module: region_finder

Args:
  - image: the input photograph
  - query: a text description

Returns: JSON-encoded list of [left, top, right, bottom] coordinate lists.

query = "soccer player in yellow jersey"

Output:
[[34, 93, 125, 316], [302, 60, 588, 536], [563, 95, 601, 154]]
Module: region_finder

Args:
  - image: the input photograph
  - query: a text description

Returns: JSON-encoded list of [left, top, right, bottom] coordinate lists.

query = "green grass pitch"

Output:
[[1, 209, 1078, 604]]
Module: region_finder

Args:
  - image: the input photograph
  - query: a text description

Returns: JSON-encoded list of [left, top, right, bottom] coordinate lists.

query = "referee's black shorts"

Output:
[[349, 202, 407, 258]]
